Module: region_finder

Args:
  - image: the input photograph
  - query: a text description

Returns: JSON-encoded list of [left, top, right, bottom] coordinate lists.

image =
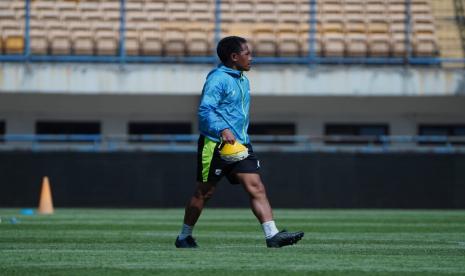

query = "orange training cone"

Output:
[[38, 176, 54, 215]]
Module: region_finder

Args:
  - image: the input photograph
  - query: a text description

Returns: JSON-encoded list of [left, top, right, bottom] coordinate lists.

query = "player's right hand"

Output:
[[220, 129, 236, 144]]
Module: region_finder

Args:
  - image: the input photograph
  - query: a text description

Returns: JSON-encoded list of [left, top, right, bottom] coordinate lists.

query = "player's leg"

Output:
[[183, 181, 216, 226], [175, 181, 216, 248], [176, 135, 222, 248], [235, 172, 304, 248], [235, 172, 273, 223]]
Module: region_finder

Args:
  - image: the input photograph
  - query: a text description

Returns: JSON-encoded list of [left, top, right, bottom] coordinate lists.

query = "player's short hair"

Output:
[[216, 36, 247, 64]]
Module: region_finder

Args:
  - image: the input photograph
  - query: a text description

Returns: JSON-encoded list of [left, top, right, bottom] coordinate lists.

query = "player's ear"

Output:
[[230, 52, 239, 62]]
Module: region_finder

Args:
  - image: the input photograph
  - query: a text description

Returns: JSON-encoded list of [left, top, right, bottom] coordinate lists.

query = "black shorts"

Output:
[[196, 135, 260, 184]]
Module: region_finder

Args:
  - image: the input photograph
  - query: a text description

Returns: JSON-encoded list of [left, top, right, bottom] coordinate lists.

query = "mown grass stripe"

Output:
[[1, 208, 464, 276]]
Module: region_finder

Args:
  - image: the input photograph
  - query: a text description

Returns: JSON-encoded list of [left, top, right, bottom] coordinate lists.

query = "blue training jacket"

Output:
[[198, 65, 250, 144]]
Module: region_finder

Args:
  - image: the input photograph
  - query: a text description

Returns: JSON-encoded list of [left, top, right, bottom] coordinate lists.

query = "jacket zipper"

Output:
[[238, 76, 247, 143]]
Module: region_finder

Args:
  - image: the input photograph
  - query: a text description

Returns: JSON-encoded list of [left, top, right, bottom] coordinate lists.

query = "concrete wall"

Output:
[[1, 93, 464, 136], [1, 63, 464, 96], [1, 152, 464, 208]]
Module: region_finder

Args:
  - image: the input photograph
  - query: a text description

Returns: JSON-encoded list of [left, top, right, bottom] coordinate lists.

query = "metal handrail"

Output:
[[1, 134, 464, 153]]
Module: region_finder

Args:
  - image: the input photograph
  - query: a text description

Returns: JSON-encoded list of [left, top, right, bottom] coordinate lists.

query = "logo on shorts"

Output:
[[215, 169, 222, 175], [257, 160, 260, 168]]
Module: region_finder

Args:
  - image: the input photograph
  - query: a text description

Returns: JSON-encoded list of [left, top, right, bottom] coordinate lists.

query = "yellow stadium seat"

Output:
[[277, 24, 301, 57], [30, 28, 48, 55], [220, 2, 234, 23], [0, 9, 16, 21], [276, 1, 298, 14], [150, 9, 169, 21], [234, 13, 256, 23], [33, 1, 55, 12], [9, 1, 25, 12], [167, 1, 189, 21], [69, 21, 91, 32], [191, 0, 214, 22], [413, 33, 438, 57], [162, 25, 186, 56], [346, 33, 368, 57], [73, 30, 94, 55], [49, 30, 72, 55], [256, 1, 277, 23], [345, 3, 364, 16], [411, 3, 432, 14], [0, 19, 22, 34], [279, 11, 302, 24], [367, 18, 390, 34], [100, 2, 120, 12], [186, 25, 211, 56], [83, 10, 102, 21], [126, 2, 143, 12], [412, 13, 435, 22], [140, 29, 163, 56], [390, 15, 407, 34], [345, 0, 364, 5], [192, 11, 215, 23], [366, 2, 386, 14], [145, 2, 165, 12], [105, 10, 121, 21], [0, 1, 9, 11], [368, 33, 391, 57], [322, 16, 344, 34], [253, 25, 277, 56], [392, 33, 407, 57], [56, 1, 77, 12], [93, 21, 115, 33], [40, 10, 60, 21], [224, 24, 254, 42], [78, 2, 99, 13], [5, 36, 24, 54], [345, 18, 366, 34], [367, 0, 385, 4], [125, 29, 140, 56], [61, 10, 82, 22], [234, 0, 254, 12], [95, 30, 118, 56], [127, 11, 148, 22], [323, 33, 345, 57], [321, 2, 343, 15], [191, 0, 212, 13], [413, 23, 436, 34], [388, 4, 406, 14]]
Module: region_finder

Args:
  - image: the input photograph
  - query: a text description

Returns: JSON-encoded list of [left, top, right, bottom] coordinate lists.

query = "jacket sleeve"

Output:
[[198, 78, 230, 138]]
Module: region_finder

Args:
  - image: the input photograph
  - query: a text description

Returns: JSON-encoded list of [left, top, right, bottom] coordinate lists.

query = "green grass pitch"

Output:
[[1, 208, 464, 275]]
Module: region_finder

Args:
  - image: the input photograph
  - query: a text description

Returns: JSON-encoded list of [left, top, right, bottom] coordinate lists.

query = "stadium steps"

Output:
[[431, 0, 465, 67]]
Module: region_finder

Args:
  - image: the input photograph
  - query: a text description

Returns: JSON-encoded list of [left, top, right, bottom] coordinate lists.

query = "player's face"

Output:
[[232, 43, 252, 71]]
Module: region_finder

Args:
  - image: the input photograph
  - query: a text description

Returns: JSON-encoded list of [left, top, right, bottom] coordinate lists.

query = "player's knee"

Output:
[[195, 185, 215, 201], [248, 179, 266, 197], [203, 189, 215, 201]]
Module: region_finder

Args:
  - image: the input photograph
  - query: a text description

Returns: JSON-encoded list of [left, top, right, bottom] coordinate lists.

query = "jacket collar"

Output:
[[218, 64, 242, 78]]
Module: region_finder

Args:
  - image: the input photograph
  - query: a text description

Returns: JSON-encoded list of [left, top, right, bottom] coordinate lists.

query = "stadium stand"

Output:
[[0, 0, 463, 61]]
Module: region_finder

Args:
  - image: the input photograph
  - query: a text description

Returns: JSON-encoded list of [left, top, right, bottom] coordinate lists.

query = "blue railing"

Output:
[[0, 0, 464, 65], [1, 134, 465, 153]]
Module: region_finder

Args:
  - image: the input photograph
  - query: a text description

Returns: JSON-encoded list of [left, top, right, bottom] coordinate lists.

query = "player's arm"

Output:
[[198, 80, 235, 144]]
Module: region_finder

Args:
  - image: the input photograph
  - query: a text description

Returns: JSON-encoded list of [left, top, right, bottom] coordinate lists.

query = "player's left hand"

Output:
[[220, 128, 236, 144]]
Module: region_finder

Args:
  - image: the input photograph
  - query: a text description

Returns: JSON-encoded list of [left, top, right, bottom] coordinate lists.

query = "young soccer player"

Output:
[[175, 36, 304, 248]]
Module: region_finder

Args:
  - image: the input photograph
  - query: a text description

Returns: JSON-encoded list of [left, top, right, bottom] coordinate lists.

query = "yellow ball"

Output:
[[220, 142, 249, 162]]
